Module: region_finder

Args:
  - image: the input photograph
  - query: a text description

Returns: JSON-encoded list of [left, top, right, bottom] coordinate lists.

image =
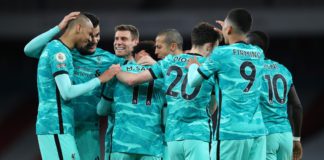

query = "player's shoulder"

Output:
[[95, 48, 113, 55], [45, 40, 70, 56]]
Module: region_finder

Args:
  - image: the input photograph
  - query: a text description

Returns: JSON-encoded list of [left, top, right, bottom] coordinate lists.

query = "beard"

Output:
[[77, 43, 96, 55]]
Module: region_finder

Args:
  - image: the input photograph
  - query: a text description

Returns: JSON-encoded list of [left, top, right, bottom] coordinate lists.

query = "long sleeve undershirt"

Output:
[[55, 73, 100, 101]]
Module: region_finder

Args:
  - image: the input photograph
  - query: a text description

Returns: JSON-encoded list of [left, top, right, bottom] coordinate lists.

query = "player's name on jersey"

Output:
[[232, 49, 261, 58], [264, 63, 278, 70], [173, 56, 191, 62], [126, 65, 148, 71]]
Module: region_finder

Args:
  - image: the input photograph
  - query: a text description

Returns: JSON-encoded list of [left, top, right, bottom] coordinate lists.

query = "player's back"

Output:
[[209, 42, 267, 140], [150, 53, 215, 142], [36, 39, 74, 135], [112, 61, 165, 157], [71, 48, 125, 128], [260, 59, 293, 134]]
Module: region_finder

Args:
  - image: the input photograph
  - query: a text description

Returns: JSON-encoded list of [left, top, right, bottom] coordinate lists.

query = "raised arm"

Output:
[[116, 69, 153, 86], [287, 85, 303, 160], [24, 12, 80, 58], [55, 64, 120, 101]]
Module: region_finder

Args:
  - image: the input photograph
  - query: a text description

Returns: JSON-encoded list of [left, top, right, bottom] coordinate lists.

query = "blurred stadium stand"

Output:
[[0, 0, 323, 159]]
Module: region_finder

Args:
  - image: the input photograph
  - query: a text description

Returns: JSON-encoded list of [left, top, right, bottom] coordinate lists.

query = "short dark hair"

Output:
[[67, 13, 91, 30], [84, 12, 100, 28], [247, 30, 270, 55], [191, 22, 221, 46], [226, 8, 252, 33], [115, 24, 139, 40], [132, 40, 158, 61], [157, 29, 183, 50]]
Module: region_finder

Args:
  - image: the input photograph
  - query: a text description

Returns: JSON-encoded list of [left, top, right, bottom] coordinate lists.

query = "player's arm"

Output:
[[187, 54, 219, 87], [287, 85, 303, 160], [187, 63, 204, 87], [116, 69, 153, 86], [24, 12, 79, 58], [55, 64, 120, 101]]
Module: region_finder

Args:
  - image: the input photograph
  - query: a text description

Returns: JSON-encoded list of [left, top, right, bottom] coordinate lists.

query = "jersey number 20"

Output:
[[166, 66, 202, 100]]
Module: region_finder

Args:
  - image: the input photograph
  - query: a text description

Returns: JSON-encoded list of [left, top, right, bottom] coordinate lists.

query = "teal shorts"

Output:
[[37, 134, 80, 160], [110, 152, 161, 160], [266, 132, 293, 160], [163, 142, 170, 160], [75, 125, 100, 160], [210, 136, 266, 160], [167, 140, 209, 160]]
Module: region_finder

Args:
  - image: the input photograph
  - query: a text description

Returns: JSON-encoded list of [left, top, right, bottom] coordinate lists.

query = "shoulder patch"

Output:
[[55, 52, 66, 63]]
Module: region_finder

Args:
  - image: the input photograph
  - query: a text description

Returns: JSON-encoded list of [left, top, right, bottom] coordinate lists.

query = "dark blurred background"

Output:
[[0, 0, 324, 159]]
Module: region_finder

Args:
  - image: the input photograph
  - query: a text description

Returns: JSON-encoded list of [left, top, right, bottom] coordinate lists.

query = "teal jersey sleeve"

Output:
[[149, 56, 170, 79], [197, 47, 227, 79], [49, 45, 72, 75], [24, 26, 60, 59], [36, 40, 75, 135], [207, 43, 267, 140], [110, 61, 165, 157], [260, 59, 293, 134]]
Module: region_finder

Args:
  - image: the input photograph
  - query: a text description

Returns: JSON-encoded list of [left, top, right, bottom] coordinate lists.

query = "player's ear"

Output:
[[76, 24, 82, 33], [170, 43, 177, 52], [227, 26, 233, 35]]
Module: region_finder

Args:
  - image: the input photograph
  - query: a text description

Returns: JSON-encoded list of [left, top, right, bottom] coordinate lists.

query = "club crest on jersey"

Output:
[[55, 52, 66, 63]]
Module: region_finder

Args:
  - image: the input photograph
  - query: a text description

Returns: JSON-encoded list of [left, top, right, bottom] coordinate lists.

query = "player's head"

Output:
[[132, 40, 158, 62], [114, 24, 139, 58], [155, 29, 183, 59], [247, 30, 270, 56], [191, 22, 222, 56], [77, 12, 100, 54], [223, 8, 252, 44], [66, 13, 94, 50]]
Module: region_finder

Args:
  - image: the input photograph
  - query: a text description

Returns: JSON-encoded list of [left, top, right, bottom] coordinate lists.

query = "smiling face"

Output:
[[114, 30, 138, 58]]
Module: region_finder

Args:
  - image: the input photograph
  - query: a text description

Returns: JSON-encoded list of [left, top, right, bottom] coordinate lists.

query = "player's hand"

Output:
[[58, 11, 80, 30], [293, 141, 303, 160], [214, 20, 224, 43], [186, 56, 200, 69], [137, 55, 157, 66], [98, 64, 121, 83], [215, 20, 224, 28]]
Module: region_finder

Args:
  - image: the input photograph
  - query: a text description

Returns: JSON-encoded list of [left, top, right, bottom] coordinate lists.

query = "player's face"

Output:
[[155, 35, 170, 59], [114, 31, 137, 57], [76, 22, 93, 50], [86, 25, 101, 53]]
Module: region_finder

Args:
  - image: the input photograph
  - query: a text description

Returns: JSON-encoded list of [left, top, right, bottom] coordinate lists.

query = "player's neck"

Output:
[[189, 46, 205, 57], [228, 35, 246, 45], [172, 49, 183, 55], [59, 33, 75, 49], [125, 54, 134, 61]]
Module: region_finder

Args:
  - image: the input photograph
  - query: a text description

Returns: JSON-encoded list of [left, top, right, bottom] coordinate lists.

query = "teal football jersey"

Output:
[[71, 48, 125, 128], [36, 39, 74, 135], [260, 59, 293, 134], [149, 53, 215, 142], [103, 61, 166, 157], [198, 42, 267, 140]]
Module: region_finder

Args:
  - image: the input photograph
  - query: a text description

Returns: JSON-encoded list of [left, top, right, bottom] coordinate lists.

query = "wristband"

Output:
[[293, 137, 301, 141]]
